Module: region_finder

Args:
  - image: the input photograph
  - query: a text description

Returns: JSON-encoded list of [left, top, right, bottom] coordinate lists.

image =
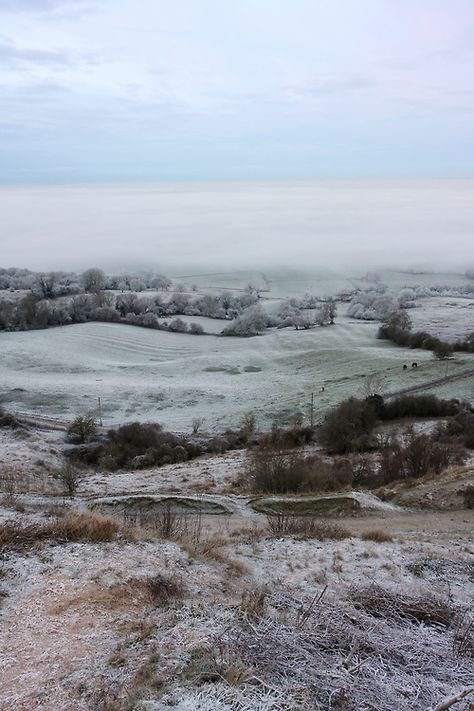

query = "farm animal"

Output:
[[411, 362, 418, 368], [403, 364, 408, 370], [321, 386, 325, 392]]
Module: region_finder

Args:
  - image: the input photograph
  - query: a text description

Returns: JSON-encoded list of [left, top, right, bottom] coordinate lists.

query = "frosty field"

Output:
[[1, 311, 473, 431]]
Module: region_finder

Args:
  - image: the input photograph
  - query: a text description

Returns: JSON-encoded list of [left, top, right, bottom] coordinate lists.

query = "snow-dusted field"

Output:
[[409, 296, 474, 342], [1, 269, 473, 430], [1, 313, 473, 430]]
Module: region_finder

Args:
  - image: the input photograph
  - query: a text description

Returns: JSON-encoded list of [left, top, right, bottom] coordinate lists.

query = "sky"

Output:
[[1, 0, 474, 183]]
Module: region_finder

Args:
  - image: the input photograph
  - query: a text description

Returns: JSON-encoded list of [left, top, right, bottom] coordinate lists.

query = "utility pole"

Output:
[[310, 392, 314, 428], [98, 396, 103, 426]]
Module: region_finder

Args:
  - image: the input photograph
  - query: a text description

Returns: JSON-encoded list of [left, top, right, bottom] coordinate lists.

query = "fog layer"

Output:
[[1, 181, 473, 273]]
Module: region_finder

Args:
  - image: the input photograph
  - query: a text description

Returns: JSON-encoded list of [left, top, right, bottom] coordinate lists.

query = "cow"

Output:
[[412, 362, 418, 368], [403, 364, 408, 370]]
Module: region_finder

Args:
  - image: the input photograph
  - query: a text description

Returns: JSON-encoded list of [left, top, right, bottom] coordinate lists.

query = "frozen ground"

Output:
[[0, 423, 473, 711], [409, 297, 474, 342], [0, 269, 473, 430], [1, 314, 473, 431]]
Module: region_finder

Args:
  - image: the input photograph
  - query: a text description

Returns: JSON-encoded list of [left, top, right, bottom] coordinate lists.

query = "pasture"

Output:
[[1, 305, 473, 431]]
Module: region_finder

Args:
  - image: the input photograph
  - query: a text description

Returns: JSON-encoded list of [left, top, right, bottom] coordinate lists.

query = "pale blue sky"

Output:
[[1, 0, 473, 183]]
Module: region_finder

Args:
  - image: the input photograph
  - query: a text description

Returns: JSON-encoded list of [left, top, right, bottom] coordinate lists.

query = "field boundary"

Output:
[[384, 367, 474, 399]]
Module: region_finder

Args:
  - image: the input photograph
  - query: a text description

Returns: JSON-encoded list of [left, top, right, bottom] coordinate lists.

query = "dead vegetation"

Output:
[[348, 583, 457, 627], [144, 573, 185, 606], [201, 586, 473, 711], [266, 513, 351, 540], [360, 528, 394, 542], [0, 511, 125, 551]]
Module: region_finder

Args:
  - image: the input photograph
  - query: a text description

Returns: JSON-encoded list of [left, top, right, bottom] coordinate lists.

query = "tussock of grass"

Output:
[[360, 528, 394, 543], [0, 511, 124, 551], [144, 573, 185, 606]]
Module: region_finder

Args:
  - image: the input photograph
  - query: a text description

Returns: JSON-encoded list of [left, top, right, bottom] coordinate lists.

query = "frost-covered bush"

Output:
[[221, 305, 268, 336], [348, 291, 399, 321]]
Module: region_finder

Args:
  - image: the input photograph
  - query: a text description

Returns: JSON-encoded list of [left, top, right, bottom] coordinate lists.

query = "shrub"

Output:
[[381, 394, 461, 420], [378, 432, 466, 482], [264, 424, 315, 449], [266, 514, 351, 540], [58, 466, 81, 495], [240, 411, 257, 441], [246, 447, 311, 493], [189, 322, 204, 335], [100, 421, 203, 470], [67, 413, 97, 443], [246, 445, 353, 494], [191, 417, 205, 434], [319, 397, 377, 454], [0, 407, 20, 428], [462, 485, 474, 509]]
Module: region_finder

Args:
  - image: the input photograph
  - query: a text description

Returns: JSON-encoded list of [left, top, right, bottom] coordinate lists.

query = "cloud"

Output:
[[287, 74, 378, 99], [0, 40, 72, 67], [0, 0, 93, 13]]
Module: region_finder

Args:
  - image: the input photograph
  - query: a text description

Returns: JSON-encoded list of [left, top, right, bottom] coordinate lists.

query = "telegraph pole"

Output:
[[98, 396, 103, 426], [310, 392, 314, 428]]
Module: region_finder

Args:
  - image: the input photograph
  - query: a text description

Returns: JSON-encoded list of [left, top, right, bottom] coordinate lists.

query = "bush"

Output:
[[67, 413, 97, 443], [246, 445, 352, 494], [100, 421, 203, 470], [381, 394, 461, 420], [462, 485, 474, 509], [263, 425, 315, 449], [438, 412, 474, 448], [319, 397, 378, 454], [348, 584, 457, 627], [58, 466, 81, 495], [189, 322, 204, 335], [319, 394, 465, 455], [378, 431, 466, 483], [246, 447, 310, 493], [0, 407, 20, 428]]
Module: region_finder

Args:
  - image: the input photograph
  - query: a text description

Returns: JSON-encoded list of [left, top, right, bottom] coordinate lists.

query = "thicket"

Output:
[[0, 265, 265, 336], [245, 445, 352, 494], [319, 393, 464, 454], [97, 422, 203, 470]]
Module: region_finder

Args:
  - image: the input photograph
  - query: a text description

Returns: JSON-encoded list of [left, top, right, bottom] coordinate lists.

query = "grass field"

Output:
[[1, 306, 473, 430]]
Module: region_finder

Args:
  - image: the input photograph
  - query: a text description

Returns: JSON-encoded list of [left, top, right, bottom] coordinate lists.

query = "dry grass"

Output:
[[360, 528, 394, 543], [266, 514, 351, 540], [144, 573, 185, 606], [208, 586, 473, 711], [238, 587, 268, 620], [0, 511, 126, 551], [348, 583, 457, 627]]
